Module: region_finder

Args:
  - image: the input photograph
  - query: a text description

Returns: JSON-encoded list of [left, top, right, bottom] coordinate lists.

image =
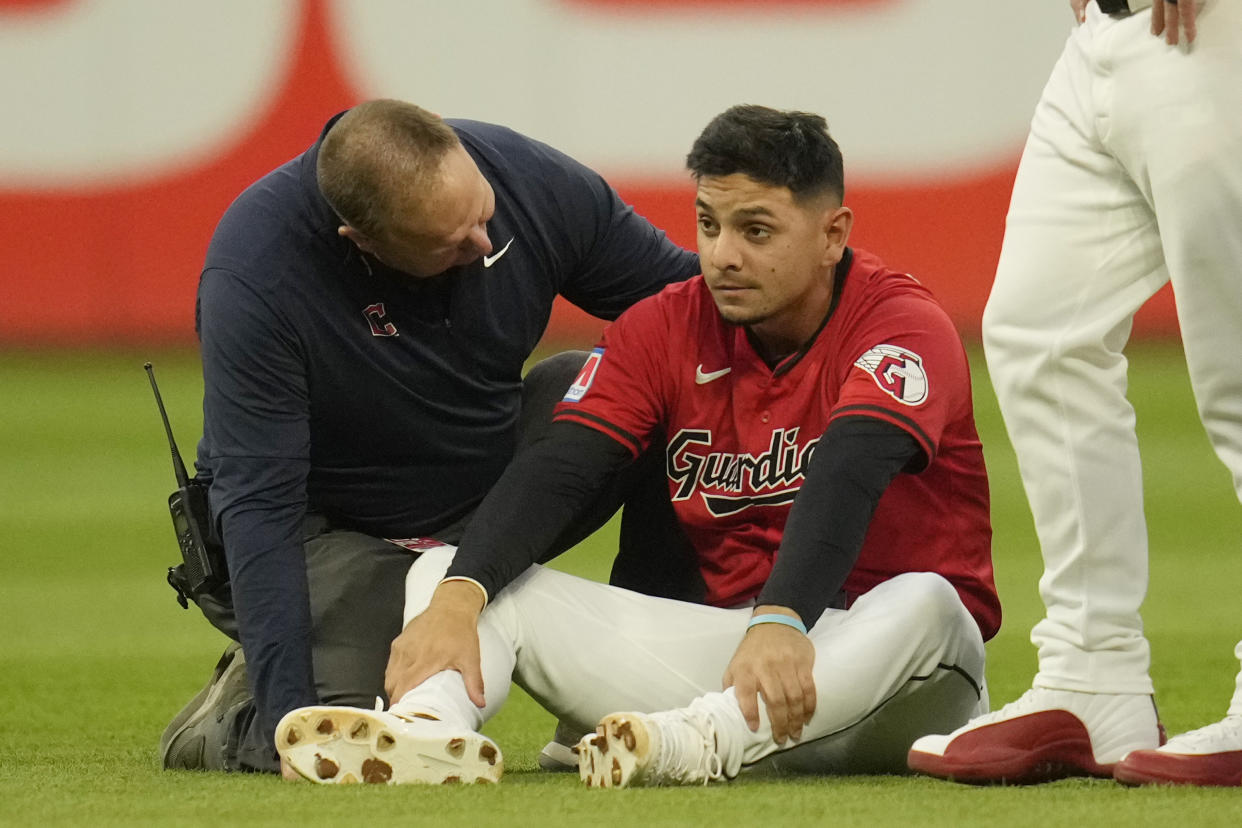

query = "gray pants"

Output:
[[176, 351, 689, 772]]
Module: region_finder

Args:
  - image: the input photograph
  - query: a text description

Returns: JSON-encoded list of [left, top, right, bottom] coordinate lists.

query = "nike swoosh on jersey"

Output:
[[483, 237, 515, 268], [695, 365, 732, 384]]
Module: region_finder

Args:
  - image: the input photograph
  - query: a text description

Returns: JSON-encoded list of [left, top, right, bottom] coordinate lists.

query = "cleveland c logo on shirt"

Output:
[[667, 427, 819, 517], [855, 344, 928, 405], [563, 347, 604, 402], [363, 302, 398, 337]]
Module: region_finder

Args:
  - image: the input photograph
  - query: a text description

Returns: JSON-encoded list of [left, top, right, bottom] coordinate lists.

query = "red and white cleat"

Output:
[[1114, 715, 1242, 787], [907, 688, 1162, 784]]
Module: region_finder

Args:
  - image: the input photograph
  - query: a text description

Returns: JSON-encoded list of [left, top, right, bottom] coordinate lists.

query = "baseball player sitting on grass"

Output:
[[275, 104, 1002, 786]]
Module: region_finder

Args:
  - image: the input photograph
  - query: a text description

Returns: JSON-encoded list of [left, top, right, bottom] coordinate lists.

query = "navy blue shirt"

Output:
[[195, 115, 698, 742]]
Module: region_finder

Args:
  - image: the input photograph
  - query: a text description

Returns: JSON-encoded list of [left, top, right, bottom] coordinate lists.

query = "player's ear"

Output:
[[821, 205, 853, 267]]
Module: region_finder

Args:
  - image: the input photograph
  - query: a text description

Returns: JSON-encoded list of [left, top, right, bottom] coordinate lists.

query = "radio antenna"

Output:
[[144, 362, 191, 489]]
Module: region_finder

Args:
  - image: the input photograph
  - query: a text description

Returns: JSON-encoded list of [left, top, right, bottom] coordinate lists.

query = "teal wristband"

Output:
[[747, 613, 807, 635]]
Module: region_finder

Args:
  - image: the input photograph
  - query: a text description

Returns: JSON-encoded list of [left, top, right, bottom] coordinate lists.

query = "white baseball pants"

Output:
[[982, 0, 1242, 707], [397, 547, 986, 774]]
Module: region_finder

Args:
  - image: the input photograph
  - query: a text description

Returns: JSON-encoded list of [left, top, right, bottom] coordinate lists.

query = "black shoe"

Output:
[[160, 642, 251, 770]]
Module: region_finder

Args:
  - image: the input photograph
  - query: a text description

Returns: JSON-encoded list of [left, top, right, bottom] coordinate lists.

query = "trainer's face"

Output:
[[696, 174, 852, 354], [345, 144, 496, 278]]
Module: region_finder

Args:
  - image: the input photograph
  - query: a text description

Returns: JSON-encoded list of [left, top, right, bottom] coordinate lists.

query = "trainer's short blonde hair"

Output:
[[317, 99, 460, 239]]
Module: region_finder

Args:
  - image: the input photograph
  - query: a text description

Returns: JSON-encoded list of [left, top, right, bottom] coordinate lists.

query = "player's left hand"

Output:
[[722, 608, 816, 745], [1151, 0, 1197, 45], [384, 580, 488, 707]]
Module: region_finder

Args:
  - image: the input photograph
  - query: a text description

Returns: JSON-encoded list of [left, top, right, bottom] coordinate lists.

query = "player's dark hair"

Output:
[[317, 98, 460, 239], [686, 104, 844, 203]]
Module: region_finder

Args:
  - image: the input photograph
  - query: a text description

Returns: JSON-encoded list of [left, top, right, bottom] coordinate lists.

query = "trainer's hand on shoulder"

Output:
[[384, 580, 487, 708], [722, 607, 816, 745]]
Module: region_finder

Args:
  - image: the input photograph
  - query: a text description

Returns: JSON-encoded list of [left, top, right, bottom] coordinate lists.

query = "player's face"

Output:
[[347, 144, 496, 278], [696, 174, 852, 355]]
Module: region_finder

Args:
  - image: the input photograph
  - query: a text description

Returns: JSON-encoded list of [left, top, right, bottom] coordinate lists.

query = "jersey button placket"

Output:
[[760, 373, 776, 423]]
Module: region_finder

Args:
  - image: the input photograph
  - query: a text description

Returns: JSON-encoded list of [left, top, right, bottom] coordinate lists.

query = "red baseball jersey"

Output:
[[555, 248, 1000, 639]]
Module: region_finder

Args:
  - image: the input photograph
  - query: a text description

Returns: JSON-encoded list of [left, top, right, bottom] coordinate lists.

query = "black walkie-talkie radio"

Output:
[[145, 363, 228, 607]]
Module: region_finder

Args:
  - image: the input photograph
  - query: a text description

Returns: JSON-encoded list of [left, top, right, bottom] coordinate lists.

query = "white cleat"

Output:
[[577, 708, 724, 788], [276, 705, 502, 785]]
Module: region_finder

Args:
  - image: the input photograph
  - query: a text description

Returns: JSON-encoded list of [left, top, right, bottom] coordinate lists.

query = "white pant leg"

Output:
[[486, 564, 750, 734], [1139, 1, 1242, 514], [728, 573, 986, 773], [1117, 1, 1242, 717], [983, 8, 1169, 694], [396, 551, 749, 734], [394, 546, 519, 731], [493, 568, 983, 774]]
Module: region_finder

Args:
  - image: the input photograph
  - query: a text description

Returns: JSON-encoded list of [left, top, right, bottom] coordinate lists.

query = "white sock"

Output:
[[391, 671, 483, 731]]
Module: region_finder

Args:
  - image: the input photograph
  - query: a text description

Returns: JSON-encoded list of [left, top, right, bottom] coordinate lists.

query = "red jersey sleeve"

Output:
[[552, 291, 671, 456], [830, 288, 970, 467]]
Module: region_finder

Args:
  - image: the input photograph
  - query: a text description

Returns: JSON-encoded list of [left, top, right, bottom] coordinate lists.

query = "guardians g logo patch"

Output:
[[855, 344, 928, 405]]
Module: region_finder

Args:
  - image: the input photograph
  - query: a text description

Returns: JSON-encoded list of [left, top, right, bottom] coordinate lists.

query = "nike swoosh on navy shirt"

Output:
[[483, 237, 515, 268]]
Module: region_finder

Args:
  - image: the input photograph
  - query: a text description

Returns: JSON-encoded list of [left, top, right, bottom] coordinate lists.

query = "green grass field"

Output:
[[1, 343, 1240, 826]]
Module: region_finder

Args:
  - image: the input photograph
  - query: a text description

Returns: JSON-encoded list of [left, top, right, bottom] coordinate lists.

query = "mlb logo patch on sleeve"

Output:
[[563, 347, 605, 402], [855, 344, 928, 405]]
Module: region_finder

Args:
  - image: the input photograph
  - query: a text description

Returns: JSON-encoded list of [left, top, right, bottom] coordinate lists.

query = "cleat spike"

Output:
[[480, 743, 499, 765], [361, 758, 393, 784], [315, 754, 339, 779]]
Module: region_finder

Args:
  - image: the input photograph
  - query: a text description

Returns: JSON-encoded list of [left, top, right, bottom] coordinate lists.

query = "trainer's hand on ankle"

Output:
[[384, 580, 488, 707], [722, 607, 816, 745]]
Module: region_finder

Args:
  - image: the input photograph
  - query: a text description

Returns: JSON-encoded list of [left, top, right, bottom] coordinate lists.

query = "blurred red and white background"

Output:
[[0, 0, 1177, 346]]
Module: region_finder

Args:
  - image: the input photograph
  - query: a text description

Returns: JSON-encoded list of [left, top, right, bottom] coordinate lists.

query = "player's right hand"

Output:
[[384, 580, 488, 707]]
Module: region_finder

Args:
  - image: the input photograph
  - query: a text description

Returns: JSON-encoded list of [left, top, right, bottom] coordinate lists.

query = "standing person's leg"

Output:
[[1111, 0, 1242, 786], [908, 7, 1168, 784], [993, 8, 1165, 702]]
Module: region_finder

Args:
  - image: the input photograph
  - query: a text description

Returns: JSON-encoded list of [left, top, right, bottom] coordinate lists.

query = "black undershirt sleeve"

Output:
[[445, 421, 633, 599], [756, 415, 923, 628]]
